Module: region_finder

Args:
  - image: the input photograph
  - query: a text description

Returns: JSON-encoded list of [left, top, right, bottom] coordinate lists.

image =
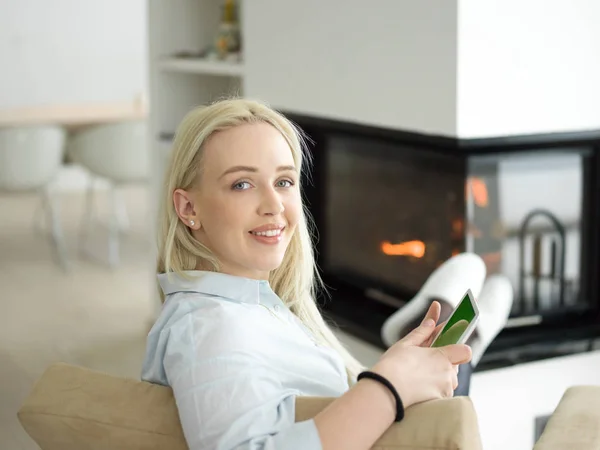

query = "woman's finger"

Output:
[[421, 301, 441, 326]]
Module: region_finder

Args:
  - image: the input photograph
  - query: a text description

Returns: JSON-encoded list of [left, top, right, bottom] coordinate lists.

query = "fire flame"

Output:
[[466, 177, 489, 208], [381, 240, 426, 258]]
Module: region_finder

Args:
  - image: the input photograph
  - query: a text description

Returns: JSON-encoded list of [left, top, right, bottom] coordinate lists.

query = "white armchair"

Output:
[[66, 120, 149, 267], [0, 125, 68, 269]]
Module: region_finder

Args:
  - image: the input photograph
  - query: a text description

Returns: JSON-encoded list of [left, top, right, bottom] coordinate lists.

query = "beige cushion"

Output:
[[18, 363, 483, 450], [18, 363, 186, 450], [534, 385, 600, 450], [295, 395, 482, 450]]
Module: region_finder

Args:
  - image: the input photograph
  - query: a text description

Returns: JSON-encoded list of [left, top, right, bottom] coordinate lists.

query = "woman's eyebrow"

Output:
[[219, 165, 296, 179]]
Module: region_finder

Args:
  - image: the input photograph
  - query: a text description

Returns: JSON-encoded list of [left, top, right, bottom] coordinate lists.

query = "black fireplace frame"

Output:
[[287, 111, 600, 370]]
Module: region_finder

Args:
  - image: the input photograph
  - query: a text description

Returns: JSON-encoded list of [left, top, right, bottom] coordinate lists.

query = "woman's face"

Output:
[[173, 122, 302, 280]]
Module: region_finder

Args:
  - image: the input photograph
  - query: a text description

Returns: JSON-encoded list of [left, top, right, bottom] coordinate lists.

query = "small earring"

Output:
[[189, 220, 195, 226]]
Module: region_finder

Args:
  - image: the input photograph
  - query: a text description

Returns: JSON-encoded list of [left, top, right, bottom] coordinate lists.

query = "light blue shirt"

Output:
[[141, 271, 349, 450]]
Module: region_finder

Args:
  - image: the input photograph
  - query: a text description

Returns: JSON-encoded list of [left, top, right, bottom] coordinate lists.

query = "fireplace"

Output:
[[290, 113, 600, 369], [324, 135, 466, 296]]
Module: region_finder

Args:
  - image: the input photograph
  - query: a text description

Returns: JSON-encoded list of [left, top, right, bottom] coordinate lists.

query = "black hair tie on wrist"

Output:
[[357, 371, 405, 422]]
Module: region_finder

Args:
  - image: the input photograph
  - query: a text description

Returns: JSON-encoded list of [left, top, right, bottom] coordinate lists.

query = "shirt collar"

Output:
[[157, 270, 272, 305]]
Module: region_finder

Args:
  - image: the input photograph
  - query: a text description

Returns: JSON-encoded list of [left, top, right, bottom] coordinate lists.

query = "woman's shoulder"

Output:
[[160, 290, 253, 328], [156, 291, 262, 348], [142, 292, 261, 383]]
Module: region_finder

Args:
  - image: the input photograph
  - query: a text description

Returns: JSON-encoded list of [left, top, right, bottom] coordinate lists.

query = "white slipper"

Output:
[[381, 253, 487, 347], [470, 274, 514, 367]]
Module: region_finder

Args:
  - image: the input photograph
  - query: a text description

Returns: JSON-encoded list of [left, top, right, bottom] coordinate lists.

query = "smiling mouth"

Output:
[[249, 228, 285, 237]]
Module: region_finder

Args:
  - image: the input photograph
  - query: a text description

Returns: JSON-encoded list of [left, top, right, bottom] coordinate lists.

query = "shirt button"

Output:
[[273, 305, 281, 313]]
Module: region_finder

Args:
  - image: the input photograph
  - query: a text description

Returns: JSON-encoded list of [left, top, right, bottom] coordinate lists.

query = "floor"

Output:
[[0, 168, 155, 449]]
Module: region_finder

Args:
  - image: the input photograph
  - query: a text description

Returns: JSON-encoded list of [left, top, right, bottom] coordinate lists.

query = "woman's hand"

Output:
[[370, 302, 472, 408]]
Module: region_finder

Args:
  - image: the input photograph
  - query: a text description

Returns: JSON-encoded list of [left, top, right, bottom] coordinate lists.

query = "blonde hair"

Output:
[[156, 98, 364, 383]]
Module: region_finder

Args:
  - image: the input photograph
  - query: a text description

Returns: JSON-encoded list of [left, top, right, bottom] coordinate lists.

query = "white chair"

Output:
[[66, 120, 149, 267], [0, 125, 69, 270]]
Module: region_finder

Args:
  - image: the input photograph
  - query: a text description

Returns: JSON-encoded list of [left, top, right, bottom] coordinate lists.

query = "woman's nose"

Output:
[[258, 189, 285, 216]]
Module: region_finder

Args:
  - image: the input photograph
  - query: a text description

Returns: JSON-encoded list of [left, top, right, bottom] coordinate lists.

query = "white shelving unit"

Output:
[[148, 0, 244, 135], [147, 2, 246, 171]]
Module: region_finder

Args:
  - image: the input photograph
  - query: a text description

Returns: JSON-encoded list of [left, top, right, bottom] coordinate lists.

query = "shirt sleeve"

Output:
[[163, 310, 324, 450]]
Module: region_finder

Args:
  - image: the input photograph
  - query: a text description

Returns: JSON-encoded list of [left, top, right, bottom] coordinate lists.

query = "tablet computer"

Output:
[[430, 289, 480, 348]]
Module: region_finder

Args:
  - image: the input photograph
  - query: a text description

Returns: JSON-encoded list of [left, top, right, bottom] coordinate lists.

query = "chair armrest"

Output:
[[534, 385, 600, 450], [295, 396, 482, 450]]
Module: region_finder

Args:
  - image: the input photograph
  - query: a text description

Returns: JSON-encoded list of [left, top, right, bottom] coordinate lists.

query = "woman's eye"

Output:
[[276, 179, 294, 188], [232, 181, 251, 190]]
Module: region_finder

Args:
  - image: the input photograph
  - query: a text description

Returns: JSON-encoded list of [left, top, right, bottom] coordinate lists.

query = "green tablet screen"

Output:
[[431, 292, 476, 348]]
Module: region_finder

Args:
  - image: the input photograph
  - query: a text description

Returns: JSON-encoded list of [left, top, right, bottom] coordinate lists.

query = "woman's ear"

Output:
[[173, 188, 201, 230]]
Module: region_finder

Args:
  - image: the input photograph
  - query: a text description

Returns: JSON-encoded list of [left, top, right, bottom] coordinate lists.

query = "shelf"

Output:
[[158, 57, 244, 77]]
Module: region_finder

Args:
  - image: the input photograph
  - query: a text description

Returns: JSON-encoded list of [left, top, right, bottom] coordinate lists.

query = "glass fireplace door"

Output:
[[467, 149, 590, 319]]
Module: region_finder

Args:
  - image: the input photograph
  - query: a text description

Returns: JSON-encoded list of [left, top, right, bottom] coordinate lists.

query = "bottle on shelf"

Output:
[[214, 0, 241, 62]]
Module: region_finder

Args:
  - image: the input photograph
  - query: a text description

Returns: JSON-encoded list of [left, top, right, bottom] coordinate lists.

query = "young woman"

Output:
[[141, 98, 472, 450]]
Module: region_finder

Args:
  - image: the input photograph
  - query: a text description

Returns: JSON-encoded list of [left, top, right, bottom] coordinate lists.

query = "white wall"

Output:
[[242, 0, 600, 138], [243, 0, 458, 136], [457, 0, 600, 138], [0, 0, 148, 109]]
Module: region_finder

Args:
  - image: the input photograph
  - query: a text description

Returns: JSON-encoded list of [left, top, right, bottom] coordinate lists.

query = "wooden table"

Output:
[[0, 98, 148, 130]]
